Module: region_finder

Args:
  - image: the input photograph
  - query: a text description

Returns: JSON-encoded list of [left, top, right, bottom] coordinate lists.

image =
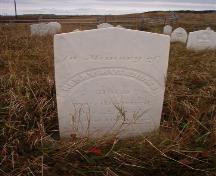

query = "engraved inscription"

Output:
[[96, 89, 130, 95], [62, 76, 155, 128], [62, 55, 161, 63], [197, 33, 211, 47], [62, 67, 161, 93], [61, 74, 155, 128], [176, 32, 183, 37], [71, 98, 151, 106]]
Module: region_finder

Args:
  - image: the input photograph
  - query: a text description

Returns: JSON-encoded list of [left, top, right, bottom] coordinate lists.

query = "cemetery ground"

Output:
[[0, 12, 216, 176]]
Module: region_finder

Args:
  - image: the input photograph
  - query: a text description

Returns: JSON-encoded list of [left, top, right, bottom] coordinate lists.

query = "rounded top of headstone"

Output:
[[163, 25, 173, 35], [170, 27, 188, 43], [116, 25, 124, 28], [206, 27, 214, 31], [30, 22, 61, 36], [48, 22, 61, 29], [165, 25, 172, 28], [73, 29, 80, 32], [172, 27, 187, 34], [48, 21, 60, 25], [97, 23, 114, 29]]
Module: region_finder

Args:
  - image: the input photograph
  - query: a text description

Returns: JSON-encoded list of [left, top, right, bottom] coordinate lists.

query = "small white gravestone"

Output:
[[163, 25, 172, 35], [97, 23, 114, 29], [187, 30, 216, 51], [73, 29, 80, 32], [54, 28, 170, 138], [30, 23, 47, 36], [47, 22, 61, 34], [171, 27, 188, 43], [206, 27, 213, 31], [30, 22, 61, 36], [116, 25, 124, 28]]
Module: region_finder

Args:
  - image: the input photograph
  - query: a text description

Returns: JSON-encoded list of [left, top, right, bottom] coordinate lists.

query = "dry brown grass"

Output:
[[0, 12, 216, 176]]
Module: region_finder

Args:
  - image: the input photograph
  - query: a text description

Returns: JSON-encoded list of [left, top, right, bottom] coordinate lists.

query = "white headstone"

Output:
[[206, 27, 213, 31], [97, 23, 114, 29], [30, 23, 47, 36], [30, 22, 61, 36], [47, 22, 61, 34], [54, 28, 170, 138], [163, 25, 172, 35], [187, 30, 216, 51], [171, 27, 188, 43], [73, 29, 80, 32], [116, 25, 124, 28]]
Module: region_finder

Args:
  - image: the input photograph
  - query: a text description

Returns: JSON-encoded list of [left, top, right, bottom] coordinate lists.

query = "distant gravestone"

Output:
[[187, 30, 216, 51], [97, 23, 114, 29], [48, 22, 61, 34], [206, 27, 213, 31], [116, 25, 124, 28], [163, 25, 172, 35], [30, 23, 47, 36], [73, 29, 80, 32], [171, 27, 188, 43], [54, 28, 170, 138], [30, 22, 61, 36]]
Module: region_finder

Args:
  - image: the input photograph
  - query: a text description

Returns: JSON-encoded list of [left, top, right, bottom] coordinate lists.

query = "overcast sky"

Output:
[[0, 0, 216, 15]]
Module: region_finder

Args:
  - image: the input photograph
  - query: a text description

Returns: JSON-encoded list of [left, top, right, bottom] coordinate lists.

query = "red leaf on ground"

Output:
[[87, 147, 102, 156], [200, 151, 210, 158], [178, 158, 192, 165]]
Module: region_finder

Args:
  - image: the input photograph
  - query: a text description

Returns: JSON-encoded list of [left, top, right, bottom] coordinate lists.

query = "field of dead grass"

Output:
[[0, 12, 216, 176]]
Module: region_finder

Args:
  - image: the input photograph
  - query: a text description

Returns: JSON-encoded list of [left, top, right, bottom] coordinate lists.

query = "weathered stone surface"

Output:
[[206, 27, 213, 31], [171, 27, 188, 43], [187, 30, 216, 50], [97, 23, 114, 29], [163, 25, 172, 35], [48, 22, 61, 34], [54, 28, 170, 138], [116, 25, 124, 28], [30, 22, 61, 36]]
